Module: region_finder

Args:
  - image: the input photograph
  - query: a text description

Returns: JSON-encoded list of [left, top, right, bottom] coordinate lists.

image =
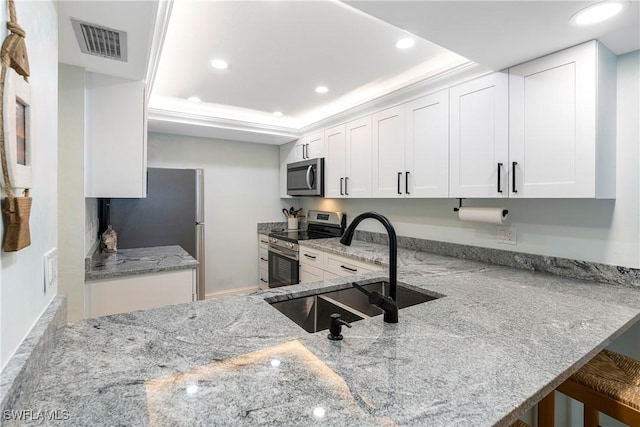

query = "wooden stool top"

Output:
[[571, 349, 640, 410]]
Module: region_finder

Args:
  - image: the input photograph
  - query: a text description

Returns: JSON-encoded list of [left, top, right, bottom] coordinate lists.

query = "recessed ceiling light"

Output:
[[210, 59, 229, 69], [272, 111, 283, 117], [187, 96, 201, 103], [315, 86, 329, 94], [570, 1, 627, 26], [396, 37, 415, 49]]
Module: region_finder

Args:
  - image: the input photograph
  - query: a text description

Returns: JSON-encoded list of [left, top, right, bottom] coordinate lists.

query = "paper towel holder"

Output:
[[452, 198, 508, 217]]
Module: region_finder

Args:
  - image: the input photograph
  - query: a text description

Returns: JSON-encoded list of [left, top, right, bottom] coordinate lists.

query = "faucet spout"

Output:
[[340, 211, 398, 313]]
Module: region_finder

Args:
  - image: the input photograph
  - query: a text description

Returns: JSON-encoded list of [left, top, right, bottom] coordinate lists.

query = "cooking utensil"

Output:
[[282, 208, 291, 218], [289, 207, 295, 215]]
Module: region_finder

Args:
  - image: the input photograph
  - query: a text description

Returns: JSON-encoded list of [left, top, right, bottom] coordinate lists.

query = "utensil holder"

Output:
[[288, 218, 298, 230]]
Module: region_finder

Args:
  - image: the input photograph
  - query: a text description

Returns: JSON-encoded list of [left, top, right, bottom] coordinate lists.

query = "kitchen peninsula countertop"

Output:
[[85, 245, 198, 281], [21, 239, 640, 426]]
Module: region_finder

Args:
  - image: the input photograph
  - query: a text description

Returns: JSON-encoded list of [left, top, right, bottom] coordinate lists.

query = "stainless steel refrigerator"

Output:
[[107, 168, 205, 300]]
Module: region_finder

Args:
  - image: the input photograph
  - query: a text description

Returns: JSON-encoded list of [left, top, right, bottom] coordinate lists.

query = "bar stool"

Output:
[[538, 349, 640, 427]]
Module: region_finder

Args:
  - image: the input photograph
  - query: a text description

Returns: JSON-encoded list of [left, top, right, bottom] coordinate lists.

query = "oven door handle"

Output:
[[305, 165, 315, 189], [269, 246, 299, 261]]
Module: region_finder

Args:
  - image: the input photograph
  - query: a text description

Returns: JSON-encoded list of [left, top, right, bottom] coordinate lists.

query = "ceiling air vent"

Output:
[[71, 18, 128, 62]]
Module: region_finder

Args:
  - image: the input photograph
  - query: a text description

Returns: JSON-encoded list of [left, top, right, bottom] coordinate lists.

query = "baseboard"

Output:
[[205, 286, 259, 299]]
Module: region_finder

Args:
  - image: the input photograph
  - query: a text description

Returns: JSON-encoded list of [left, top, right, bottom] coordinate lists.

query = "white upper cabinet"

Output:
[[449, 72, 509, 198], [85, 73, 147, 198], [325, 124, 347, 198], [509, 40, 616, 198], [372, 105, 406, 198], [345, 116, 373, 198], [405, 90, 450, 198], [279, 141, 294, 198], [291, 131, 325, 162]]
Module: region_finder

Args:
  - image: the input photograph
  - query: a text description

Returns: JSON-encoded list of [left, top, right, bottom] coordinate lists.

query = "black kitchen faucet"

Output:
[[339, 212, 398, 323]]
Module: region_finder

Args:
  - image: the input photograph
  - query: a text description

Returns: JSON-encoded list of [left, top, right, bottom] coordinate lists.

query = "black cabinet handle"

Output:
[[340, 265, 357, 272], [340, 178, 344, 195], [405, 171, 410, 195], [497, 163, 503, 193], [304, 253, 317, 259], [260, 278, 268, 283], [512, 161, 518, 193], [260, 239, 268, 244], [397, 172, 402, 194], [345, 177, 349, 195], [260, 257, 268, 262]]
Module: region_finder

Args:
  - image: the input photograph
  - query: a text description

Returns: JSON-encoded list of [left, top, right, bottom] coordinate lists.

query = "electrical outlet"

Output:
[[43, 248, 58, 293], [497, 226, 517, 245]]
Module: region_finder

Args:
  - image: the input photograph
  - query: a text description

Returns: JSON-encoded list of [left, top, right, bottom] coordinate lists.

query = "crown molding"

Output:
[[147, 108, 300, 145], [145, 0, 174, 102], [299, 61, 491, 135]]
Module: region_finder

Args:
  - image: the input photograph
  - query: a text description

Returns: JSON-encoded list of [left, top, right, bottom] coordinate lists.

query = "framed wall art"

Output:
[[3, 67, 32, 190]]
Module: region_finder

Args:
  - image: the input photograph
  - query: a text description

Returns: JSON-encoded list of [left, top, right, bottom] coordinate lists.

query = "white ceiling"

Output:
[[345, 0, 640, 71], [149, 0, 468, 131], [57, 1, 640, 145], [58, 1, 160, 81]]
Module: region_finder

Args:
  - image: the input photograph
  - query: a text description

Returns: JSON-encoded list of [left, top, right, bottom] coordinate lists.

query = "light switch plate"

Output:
[[43, 248, 58, 293], [497, 226, 517, 245]]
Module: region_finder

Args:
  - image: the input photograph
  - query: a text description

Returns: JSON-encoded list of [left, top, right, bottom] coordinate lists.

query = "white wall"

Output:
[[0, 0, 58, 369], [301, 51, 640, 269], [147, 133, 285, 294]]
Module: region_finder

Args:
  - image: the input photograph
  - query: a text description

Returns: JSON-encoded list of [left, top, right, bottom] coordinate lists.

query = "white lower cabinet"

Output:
[[299, 245, 383, 284], [85, 269, 195, 318], [258, 235, 270, 289]]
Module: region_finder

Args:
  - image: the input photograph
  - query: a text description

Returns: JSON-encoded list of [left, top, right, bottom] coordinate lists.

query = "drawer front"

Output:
[[259, 247, 269, 265], [324, 253, 379, 276], [300, 247, 324, 266], [258, 235, 269, 248], [259, 267, 269, 289]]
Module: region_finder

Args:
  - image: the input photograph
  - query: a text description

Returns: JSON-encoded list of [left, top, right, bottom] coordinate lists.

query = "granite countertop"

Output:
[[20, 240, 640, 426], [85, 245, 198, 281]]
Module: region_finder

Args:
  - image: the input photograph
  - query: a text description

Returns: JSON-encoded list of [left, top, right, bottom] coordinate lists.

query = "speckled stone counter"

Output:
[[12, 244, 640, 426], [85, 245, 198, 281], [257, 222, 286, 236]]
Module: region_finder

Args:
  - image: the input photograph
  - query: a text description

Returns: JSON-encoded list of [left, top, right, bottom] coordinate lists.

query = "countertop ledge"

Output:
[[85, 245, 198, 281], [18, 239, 640, 426]]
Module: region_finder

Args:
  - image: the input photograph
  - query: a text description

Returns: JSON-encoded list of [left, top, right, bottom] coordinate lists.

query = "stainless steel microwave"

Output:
[[287, 158, 324, 196]]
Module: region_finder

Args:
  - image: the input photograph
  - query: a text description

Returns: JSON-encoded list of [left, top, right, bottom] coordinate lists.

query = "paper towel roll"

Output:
[[457, 207, 507, 224]]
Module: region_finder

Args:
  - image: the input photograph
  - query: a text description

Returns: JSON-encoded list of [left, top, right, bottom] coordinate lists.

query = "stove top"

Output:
[[268, 230, 339, 243], [268, 210, 345, 244]]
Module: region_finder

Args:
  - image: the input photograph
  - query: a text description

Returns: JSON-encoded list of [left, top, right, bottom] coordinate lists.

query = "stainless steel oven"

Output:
[[268, 238, 299, 288], [287, 158, 324, 196]]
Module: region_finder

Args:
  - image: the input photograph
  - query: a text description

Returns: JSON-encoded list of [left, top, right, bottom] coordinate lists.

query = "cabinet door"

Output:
[[345, 116, 372, 198], [372, 105, 406, 198], [325, 124, 346, 198], [279, 142, 294, 198], [405, 90, 450, 198], [300, 263, 324, 284], [85, 73, 147, 198], [290, 140, 306, 162], [509, 42, 597, 198], [449, 73, 509, 198], [306, 132, 325, 158]]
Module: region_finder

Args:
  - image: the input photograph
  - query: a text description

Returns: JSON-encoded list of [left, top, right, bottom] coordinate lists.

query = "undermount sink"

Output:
[[269, 281, 440, 333]]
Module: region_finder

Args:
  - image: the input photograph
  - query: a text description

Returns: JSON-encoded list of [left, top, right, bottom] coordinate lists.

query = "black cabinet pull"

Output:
[[397, 172, 402, 194], [512, 162, 518, 193], [260, 278, 268, 283], [405, 171, 410, 195], [497, 163, 503, 193], [340, 178, 344, 195], [340, 265, 357, 272], [260, 257, 268, 262], [304, 253, 317, 259], [345, 177, 349, 195]]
